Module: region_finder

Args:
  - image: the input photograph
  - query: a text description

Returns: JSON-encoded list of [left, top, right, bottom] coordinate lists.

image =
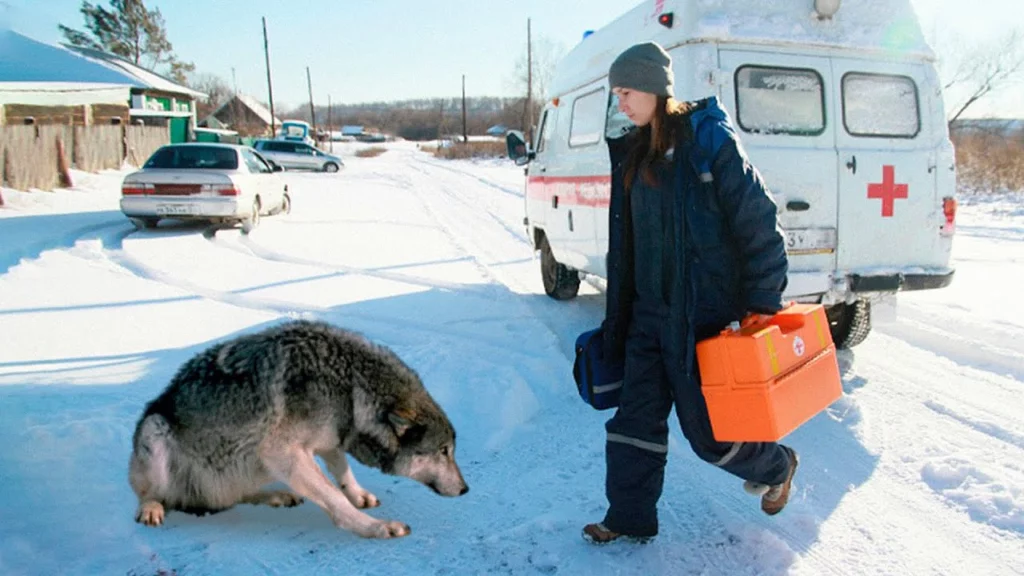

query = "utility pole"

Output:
[[461, 74, 467, 144], [438, 100, 444, 142], [327, 94, 333, 153], [306, 66, 316, 135], [524, 17, 533, 143], [262, 17, 276, 136]]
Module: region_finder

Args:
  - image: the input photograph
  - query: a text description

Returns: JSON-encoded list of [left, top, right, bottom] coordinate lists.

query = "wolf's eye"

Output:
[[441, 446, 451, 457]]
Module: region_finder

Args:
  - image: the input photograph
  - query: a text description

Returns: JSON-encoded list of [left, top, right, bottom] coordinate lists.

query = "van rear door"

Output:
[[718, 51, 838, 298], [829, 60, 940, 275]]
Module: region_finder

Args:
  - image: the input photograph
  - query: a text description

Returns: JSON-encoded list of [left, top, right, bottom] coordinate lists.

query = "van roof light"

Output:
[[658, 12, 674, 28], [813, 0, 841, 19]]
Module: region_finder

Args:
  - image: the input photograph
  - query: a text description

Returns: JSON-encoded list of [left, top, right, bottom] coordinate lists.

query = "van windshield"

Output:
[[144, 146, 239, 170]]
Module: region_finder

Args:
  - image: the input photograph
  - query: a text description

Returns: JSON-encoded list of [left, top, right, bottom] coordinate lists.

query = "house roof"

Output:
[[0, 28, 205, 101], [63, 44, 206, 100], [210, 93, 280, 126], [0, 29, 142, 87]]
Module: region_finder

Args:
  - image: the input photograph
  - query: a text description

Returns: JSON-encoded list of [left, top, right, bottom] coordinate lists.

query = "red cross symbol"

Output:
[[793, 336, 806, 357], [867, 165, 908, 218]]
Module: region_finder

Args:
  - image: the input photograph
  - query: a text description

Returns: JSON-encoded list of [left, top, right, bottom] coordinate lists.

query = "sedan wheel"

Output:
[[242, 199, 261, 235]]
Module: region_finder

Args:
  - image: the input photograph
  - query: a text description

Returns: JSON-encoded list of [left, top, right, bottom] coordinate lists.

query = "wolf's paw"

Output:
[[361, 520, 411, 539], [345, 488, 380, 509], [265, 491, 304, 508], [136, 501, 165, 527]]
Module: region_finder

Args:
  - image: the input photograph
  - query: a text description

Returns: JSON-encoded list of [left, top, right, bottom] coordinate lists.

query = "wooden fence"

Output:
[[0, 124, 169, 192]]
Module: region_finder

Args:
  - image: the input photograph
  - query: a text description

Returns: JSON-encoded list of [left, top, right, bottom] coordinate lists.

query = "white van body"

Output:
[[511, 0, 957, 348]]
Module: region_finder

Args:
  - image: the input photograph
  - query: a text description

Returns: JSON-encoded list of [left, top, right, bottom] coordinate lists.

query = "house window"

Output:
[[735, 66, 825, 136]]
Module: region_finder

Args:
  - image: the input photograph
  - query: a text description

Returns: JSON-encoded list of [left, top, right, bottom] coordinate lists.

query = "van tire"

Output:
[[539, 234, 580, 300], [827, 300, 872, 349], [323, 162, 340, 173]]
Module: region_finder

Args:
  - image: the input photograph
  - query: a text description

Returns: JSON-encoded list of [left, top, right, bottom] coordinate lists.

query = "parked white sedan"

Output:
[[120, 143, 291, 234]]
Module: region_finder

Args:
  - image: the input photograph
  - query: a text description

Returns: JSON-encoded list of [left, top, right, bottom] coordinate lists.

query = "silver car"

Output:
[[120, 143, 291, 234], [252, 139, 344, 172]]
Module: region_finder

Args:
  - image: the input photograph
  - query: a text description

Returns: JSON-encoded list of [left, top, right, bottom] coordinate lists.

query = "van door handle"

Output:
[[786, 200, 811, 212], [846, 156, 857, 174]]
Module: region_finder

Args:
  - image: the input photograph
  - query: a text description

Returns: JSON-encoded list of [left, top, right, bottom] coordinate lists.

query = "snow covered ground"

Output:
[[1, 142, 1022, 575]]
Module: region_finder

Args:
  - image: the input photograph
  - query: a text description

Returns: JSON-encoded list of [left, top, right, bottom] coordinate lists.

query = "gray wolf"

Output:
[[128, 319, 468, 539]]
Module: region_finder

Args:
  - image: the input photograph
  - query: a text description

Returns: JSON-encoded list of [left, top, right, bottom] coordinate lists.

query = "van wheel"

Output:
[[539, 234, 580, 300], [827, 300, 872, 349], [242, 198, 261, 235], [323, 162, 340, 173]]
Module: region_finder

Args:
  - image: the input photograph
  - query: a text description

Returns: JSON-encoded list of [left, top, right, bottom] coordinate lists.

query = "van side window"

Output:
[[535, 110, 550, 153], [568, 88, 605, 148], [605, 93, 634, 140], [735, 66, 825, 136], [842, 73, 920, 138]]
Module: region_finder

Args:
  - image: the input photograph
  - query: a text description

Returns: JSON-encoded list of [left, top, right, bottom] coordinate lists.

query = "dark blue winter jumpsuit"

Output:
[[599, 97, 793, 538]]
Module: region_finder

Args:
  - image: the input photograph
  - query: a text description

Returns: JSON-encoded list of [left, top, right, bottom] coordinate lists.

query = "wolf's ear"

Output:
[[387, 408, 416, 437]]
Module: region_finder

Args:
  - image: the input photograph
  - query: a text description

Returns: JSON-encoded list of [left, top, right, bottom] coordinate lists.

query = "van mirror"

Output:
[[506, 130, 533, 166]]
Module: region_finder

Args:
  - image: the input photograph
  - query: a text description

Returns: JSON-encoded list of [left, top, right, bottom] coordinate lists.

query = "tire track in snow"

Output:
[[405, 160, 532, 248], [417, 154, 525, 199], [201, 225, 507, 300], [1, 217, 127, 275]]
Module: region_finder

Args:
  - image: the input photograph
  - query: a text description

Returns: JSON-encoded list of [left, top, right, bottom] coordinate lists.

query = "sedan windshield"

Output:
[[144, 146, 239, 170]]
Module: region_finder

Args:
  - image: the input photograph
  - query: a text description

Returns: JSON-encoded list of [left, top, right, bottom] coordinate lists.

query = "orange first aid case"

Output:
[[696, 303, 842, 442]]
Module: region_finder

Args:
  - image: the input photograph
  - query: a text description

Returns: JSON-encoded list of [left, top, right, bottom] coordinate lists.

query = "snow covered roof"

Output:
[[0, 29, 142, 88], [552, 0, 934, 97], [63, 44, 206, 100], [210, 93, 280, 126]]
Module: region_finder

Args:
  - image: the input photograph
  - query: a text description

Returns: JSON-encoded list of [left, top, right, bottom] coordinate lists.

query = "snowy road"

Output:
[[1, 143, 1022, 575]]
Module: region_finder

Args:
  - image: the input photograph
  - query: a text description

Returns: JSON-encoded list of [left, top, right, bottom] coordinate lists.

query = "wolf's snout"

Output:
[[459, 484, 469, 496]]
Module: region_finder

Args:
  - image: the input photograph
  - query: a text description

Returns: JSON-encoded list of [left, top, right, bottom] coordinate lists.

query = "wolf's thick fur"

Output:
[[128, 319, 468, 539]]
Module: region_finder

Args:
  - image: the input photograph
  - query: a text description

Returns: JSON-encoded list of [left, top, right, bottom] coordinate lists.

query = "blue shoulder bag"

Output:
[[572, 327, 624, 410]]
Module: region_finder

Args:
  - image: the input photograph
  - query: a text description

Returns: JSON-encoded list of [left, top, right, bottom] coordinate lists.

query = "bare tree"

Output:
[[59, 0, 194, 83], [188, 73, 232, 119], [940, 28, 1024, 128], [509, 33, 567, 133]]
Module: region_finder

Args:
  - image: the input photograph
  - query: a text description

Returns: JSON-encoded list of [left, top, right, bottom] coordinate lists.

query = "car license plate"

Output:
[[156, 203, 195, 216], [785, 228, 836, 255]]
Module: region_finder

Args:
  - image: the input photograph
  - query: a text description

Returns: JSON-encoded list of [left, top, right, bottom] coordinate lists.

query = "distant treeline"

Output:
[[280, 97, 542, 141]]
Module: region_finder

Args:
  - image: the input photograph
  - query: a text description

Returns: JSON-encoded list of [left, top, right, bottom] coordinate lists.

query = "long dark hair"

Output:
[[623, 97, 692, 192]]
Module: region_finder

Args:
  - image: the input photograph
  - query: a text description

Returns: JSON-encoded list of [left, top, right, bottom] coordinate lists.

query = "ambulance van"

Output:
[[506, 0, 957, 348]]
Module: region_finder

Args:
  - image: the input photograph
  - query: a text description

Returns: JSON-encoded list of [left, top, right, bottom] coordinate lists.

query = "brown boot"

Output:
[[761, 446, 799, 516], [582, 523, 654, 545]]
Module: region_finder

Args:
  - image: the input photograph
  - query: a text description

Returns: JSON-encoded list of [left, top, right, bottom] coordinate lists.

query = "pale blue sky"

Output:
[[3, 0, 1022, 116]]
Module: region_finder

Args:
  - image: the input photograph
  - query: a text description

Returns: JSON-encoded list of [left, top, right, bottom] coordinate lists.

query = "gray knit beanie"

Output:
[[608, 42, 674, 97]]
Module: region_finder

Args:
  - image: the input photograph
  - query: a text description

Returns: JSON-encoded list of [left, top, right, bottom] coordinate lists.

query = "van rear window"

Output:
[[735, 66, 825, 136], [842, 73, 920, 138]]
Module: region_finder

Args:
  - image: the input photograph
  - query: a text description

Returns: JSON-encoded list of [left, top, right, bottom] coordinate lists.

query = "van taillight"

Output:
[[943, 197, 957, 225], [940, 196, 957, 236], [122, 183, 153, 195]]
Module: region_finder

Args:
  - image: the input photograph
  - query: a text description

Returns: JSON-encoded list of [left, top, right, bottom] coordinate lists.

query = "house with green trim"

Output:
[[64, 45, 206, 143], [0, 29, 205, 142]]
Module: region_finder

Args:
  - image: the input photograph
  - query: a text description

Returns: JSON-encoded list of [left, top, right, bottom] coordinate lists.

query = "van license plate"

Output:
[[156, 203, 195, 216], [786, 228, 836, 254]]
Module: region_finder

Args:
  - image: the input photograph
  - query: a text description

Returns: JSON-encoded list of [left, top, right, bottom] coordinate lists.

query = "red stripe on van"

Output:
[[527, 175, 612, 208]]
